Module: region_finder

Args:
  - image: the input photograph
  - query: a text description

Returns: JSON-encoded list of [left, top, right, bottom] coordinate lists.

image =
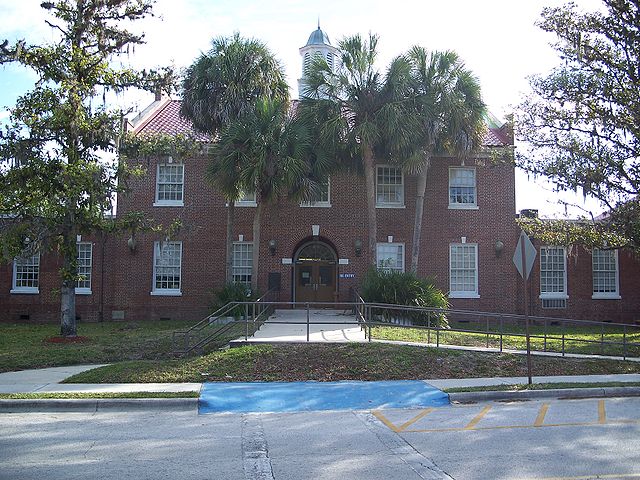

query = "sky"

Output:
[[0, 0, 605, 217]]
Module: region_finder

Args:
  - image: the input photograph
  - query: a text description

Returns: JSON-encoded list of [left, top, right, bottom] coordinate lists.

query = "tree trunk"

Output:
[[251, 201, 263, 293], [225, 202, 235, 283], [363, 145, 378, 266], [60, 231, 77, 337], [411, 160, 431, 273]]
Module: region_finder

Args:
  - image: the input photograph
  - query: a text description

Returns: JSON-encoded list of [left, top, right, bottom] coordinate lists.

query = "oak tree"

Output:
[[0, 0, 174, 336]]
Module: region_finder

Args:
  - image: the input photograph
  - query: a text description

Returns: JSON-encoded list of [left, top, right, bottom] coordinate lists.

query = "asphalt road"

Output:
[[1, 397, 639, 480]]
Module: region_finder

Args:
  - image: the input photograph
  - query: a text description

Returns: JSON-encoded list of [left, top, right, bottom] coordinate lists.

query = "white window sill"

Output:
[[75, 289, 92, 295], [592, 293, 621, 300], [153, 201, 184, 207], [151, 290, 182, 296], [449, 292, 480, 299], [376, 204, 405, 209], [448, 204, 479, 210], [233, 202, 257, 207], [300, 203, 332, 208], [10, 288, 39, 294], [539, 294, 569, 300]]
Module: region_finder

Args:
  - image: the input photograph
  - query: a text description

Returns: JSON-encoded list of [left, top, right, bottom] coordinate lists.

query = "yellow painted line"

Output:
[[599, 399, 607, 424], [534, 403, 549, 427], [464, 405, 492, 430], [397, 408, 434, 432], [404, 418, 640, 433], [372, 410, 400, 432], [529, 473, 640, 480]]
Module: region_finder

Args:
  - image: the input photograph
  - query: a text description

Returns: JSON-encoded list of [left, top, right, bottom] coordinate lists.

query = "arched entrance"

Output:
[[294, 241, 337, 303]]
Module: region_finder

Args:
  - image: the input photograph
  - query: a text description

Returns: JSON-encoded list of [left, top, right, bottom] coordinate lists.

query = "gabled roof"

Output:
[[132, 98, 211, 142], [483, 126, 512, 147], [129, 98, 513, 147]]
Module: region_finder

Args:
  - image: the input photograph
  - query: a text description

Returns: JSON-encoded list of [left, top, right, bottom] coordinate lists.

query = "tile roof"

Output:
[[133, 99, 211, 142], [483, 127, 511, 147], [132, 99, 513, 147]]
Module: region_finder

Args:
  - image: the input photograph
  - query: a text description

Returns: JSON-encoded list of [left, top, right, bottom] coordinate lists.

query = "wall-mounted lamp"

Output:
[[494, 240, 504, 257], [127, 235, 137, 253], [354, 239, 363, 257], [268, 239, 277, 256]]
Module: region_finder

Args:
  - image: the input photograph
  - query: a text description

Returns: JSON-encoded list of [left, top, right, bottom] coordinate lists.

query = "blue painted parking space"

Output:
[[198, 380, 449, 414]]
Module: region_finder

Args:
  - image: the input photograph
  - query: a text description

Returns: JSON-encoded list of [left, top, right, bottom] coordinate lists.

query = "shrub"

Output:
[[360, 268, 449, 327], [211, 283, 257, 319]]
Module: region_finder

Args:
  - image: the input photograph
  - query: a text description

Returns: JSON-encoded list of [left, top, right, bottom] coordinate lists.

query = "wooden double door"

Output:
[[295, 261, 336, 303], [294, 241, 337, 304]]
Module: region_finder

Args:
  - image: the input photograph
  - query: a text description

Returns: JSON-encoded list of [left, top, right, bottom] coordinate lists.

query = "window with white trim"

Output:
[[12, 254, 40, 294], [376, 243, 404, 272], [449, 167, 477, 208], [75, 242, 92, 294], [236, 190, 257, 206], [152, 241, 182, 295], [154, 164, 184, 206], [449, 244, 479, 298], [592, 249, 620, 299], [301, 178, 330, 207], [232, 242, 253, 285], [376, 166, 404, 207], [540, 246, 567, 307]]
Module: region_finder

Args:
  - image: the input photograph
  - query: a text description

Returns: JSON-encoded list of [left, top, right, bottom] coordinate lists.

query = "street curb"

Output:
[[449, 386, 640, 403], [0, 398, 198, 413]]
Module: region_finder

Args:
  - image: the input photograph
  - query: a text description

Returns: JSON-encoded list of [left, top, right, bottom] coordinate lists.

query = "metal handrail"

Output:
[[172, 288, 276, 355], [173, 296, 640, 360], [236, 299, 640, 359]]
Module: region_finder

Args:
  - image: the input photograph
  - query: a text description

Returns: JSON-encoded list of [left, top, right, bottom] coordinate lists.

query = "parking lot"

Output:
[[2, 397, 640, 480], [374, 397, 639, 434]]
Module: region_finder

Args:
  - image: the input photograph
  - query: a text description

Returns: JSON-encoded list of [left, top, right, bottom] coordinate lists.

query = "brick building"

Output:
[[1, 26, 638, 324]]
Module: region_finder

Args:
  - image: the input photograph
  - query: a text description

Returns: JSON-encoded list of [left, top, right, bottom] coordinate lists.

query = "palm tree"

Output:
[[212, 98, 314, 292], [181, 33, 289, 282], [300, 33, 419, 265], [405, 48, 486, 272]]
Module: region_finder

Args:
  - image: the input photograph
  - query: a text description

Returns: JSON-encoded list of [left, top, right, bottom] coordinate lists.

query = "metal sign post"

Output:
[[513, 231, 537, 386]]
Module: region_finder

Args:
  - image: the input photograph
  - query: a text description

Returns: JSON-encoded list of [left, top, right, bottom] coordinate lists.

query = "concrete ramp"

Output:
[[236, 309, 366, 344]]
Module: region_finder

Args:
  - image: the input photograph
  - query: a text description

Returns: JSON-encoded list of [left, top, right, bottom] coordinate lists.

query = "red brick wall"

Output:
[[3, 150, 640, 325], [0, 234, 112, 324], [94, 153, 522, 321], [526, 244, 640, 323]]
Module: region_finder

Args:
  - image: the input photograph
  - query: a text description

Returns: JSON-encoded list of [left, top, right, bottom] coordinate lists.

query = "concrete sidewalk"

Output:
[[1, 365, 640, 395], [233, 309, 366, 344], [0, 365, 201, 394]]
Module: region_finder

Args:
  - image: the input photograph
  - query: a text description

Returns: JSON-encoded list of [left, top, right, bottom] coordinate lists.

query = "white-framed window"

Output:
[[540, 247, 567, 307], [151, 241, 182, 296], [376, 243, 404, 272], [301, 178, 330, 207], [449, 243, 479, 298], [376, 165, 404, 207], [11, 254, 40, 294], [235, 190, 257, 207], [449, 167, 478, 209], [75, 242, 92, 294], [232, 242, 253, 285], [592, 249, 620, 299], [154, 163, 184, 206]]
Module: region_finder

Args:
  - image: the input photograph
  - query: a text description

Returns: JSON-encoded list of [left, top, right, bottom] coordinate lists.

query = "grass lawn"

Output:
[[63, 343, 640, 384], [0, 392, 199, 399], [372, 321, 640, 358], [444, 382, 640, 393], [0, 320, 247, 373]]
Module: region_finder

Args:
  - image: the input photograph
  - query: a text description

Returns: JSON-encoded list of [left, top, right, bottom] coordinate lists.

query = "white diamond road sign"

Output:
[[513, 231, 537, 280]]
